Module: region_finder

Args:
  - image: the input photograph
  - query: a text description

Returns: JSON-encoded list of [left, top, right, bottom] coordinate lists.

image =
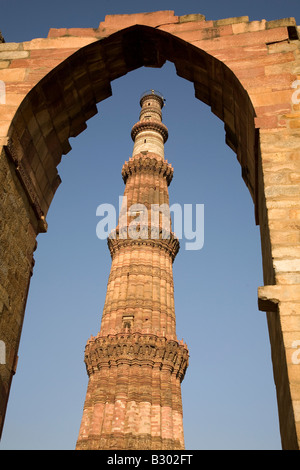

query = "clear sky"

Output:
[[1, 0, 299, 451]]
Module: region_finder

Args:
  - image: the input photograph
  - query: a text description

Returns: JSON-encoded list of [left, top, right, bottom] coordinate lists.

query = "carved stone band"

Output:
[[107, 230, 180, 261], [122, 153, 173, 185], [84, 332, 189, 382], [131, 120, 169, 143]]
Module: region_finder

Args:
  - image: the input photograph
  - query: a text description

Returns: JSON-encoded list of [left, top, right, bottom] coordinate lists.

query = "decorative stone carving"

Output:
[[122, 153, 173, 185], [84, 332, 189, 382], [107, 230, 180, 262]]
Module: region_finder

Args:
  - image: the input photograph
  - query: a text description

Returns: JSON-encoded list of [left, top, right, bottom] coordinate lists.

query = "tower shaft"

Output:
[[76, 91, 189, 450]]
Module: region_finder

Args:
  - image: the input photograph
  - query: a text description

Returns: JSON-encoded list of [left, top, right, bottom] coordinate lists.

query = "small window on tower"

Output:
[[144, 139, 146, 143], [122, 315, 134, 331]]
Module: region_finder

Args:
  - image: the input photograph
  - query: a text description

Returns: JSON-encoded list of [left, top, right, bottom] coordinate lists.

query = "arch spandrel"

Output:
[[0, 11, 300, 449]]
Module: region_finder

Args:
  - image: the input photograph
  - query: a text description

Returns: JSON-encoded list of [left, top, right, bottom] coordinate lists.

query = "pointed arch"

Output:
[[0, 16, 299, 448]]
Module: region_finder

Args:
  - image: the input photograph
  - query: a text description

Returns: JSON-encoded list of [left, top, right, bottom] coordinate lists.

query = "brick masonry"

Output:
[[76, 92, 188, 450], [0, 10, 299, 449]]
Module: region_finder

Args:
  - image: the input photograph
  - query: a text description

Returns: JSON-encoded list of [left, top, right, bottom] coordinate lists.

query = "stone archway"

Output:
[[0, 11, 299, 449]]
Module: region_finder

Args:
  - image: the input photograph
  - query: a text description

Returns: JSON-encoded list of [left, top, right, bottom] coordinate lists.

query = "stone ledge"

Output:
[[213, 16, 249, 27], [266, 18, 297, 29], [0, 50, 29, 60], [99, 11, 178, 30], [131, 120, 168, 143], [178, 13, 206, 24], [0, 43, 22, 51], [258, 285, 300, 312]]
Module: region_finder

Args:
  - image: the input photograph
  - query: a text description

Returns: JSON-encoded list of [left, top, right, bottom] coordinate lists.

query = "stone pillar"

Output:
[[0, 142, 40, 438], [257, 127, 300, 450], [76, 91, 189, 450]]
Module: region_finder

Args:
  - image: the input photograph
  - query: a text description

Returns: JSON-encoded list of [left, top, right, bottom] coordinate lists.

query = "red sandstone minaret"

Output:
[[76, 91, 189, 450]]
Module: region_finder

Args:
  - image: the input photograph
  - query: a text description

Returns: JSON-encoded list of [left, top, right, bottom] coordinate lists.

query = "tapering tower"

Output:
[[76, 91, 189, 450]]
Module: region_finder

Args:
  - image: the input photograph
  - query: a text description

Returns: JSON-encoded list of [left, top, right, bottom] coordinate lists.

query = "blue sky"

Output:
[[1, 0, 300, 450]]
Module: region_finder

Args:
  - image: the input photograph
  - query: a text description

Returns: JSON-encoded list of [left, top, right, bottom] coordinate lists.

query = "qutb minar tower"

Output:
[[76, 91, 189, 450]]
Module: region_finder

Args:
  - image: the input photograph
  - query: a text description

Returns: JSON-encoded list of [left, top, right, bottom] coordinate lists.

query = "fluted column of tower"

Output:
[[76, 91, 189, 451]]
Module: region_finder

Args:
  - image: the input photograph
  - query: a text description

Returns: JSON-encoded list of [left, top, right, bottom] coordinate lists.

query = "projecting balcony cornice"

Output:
[[122, 152, 173, 185], [131, 120, 169, 143]]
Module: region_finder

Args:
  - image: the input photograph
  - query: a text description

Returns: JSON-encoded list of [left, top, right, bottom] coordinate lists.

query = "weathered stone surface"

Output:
[[99, 10, 178, 30], [76, 92, 188, 450], [258, 285, 300, 307], [0, 51, 29, 60], [23, 36, 96, 50], [178, 13, 206, 23], [0, 67, 26, 82], [213, 16, 249, 26], [266, 18, 297, 29]]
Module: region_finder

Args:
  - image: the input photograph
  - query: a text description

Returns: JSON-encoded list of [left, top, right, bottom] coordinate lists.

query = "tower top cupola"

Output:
[[139, 89, 165, 109], [131, 89, 168, 158]]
